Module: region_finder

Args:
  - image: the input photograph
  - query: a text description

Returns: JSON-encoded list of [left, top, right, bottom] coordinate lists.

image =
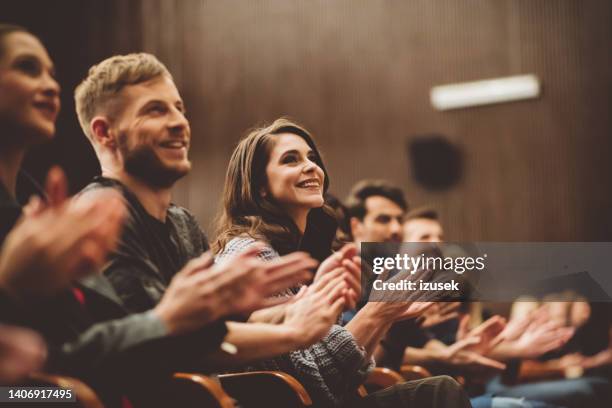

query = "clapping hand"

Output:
[[0, 167, 126, 298], [314, 244, 361, 309]]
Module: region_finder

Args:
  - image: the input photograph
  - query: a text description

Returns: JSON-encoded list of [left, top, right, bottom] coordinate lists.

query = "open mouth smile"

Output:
[[33, 100, 59, 121], [159, 140, 189, 149], [296, 178, 321, 188]]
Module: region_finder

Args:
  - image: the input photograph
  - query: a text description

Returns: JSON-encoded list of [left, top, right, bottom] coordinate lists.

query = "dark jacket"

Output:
[[81, 176, 209, 313], [0, 175, 226, 407]]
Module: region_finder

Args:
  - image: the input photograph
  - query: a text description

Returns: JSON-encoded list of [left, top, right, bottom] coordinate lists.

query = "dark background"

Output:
[[5, 0, 612, 241]]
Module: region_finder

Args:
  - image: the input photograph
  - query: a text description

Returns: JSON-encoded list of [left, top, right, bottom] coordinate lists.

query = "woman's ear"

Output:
[[259, 186, 268, 198]]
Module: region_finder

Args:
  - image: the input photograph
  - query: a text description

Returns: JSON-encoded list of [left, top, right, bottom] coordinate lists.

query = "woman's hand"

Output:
[[313, 244, 361, 309], [0, 168, 127, 298], [283, 271, 347, 347]]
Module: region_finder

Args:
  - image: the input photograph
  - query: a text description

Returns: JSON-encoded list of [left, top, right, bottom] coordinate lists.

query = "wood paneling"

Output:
[[7, 0, 612, 241]]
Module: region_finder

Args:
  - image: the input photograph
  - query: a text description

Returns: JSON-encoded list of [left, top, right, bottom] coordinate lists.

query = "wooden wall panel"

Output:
[[154, 0, 611, 241], [8, 0, 612, 241]]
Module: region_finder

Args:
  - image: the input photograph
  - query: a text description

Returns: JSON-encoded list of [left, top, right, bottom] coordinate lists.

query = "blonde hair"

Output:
[[74, 53, 170, 140]]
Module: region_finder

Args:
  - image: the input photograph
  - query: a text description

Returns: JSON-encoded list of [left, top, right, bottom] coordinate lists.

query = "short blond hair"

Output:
[[74, 53, 171, 140]]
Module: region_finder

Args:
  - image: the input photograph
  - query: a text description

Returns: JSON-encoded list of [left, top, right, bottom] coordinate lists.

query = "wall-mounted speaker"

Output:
[[407, 135, 462, 190]]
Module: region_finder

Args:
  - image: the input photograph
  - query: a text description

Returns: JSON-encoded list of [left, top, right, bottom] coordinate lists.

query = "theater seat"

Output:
[[365, 367, 405, 392], [218, 371, 312, 407], [172, 373, 235, 408], [400, 364, 433, 381]]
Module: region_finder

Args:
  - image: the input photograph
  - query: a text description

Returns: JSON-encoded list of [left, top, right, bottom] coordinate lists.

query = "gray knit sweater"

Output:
[[216, 236, 373, 407]]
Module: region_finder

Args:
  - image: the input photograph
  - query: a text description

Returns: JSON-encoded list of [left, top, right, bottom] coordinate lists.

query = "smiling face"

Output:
[[264, 133, 325, 221], [110, 75, 191, 188], [0, 31, 60, 145]]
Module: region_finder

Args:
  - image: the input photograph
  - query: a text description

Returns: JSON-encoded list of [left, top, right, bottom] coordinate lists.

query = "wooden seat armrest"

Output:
[[356, 385, 369, 398], [218, 371, 312, 407], [400, 364, 433, 381], [173, 372, 235, 408], [29, 372, 105, 408], [365, 367, 405, 391], [517, 360, 565, 383]]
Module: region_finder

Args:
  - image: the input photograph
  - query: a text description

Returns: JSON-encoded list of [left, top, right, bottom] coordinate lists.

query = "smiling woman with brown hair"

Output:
[[213, 117, 336, 259], [214, 118, 470, 408]]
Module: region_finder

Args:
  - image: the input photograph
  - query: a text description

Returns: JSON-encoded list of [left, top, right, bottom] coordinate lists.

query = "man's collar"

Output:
[[78, 274, 125, 306], [86, 175, 175, 224]]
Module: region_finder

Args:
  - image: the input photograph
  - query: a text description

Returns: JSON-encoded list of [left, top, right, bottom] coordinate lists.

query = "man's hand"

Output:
[[505, 320, 574, 359], [444, 347, 506, 374], [429, 336, 507, 377], [418, 302, 461, 328], [213, 248, 317, 314], [501, 305, 549, 342], [580, 349, 612, 370], [0, 168, 126, 298], [456, 315, 507, 355], [154, 247, 316, 335]]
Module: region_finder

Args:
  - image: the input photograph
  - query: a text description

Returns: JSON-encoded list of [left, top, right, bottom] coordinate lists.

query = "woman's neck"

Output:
[[0, 144, 26, 198], [288, 208, 309, 234]]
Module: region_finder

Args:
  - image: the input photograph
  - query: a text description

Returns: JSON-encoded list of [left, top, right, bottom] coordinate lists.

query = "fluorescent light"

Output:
[[430, 74, 540, 111]]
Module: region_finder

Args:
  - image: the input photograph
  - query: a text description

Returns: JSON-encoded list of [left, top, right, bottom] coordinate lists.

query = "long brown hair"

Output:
[[212, 118, 332, 255]]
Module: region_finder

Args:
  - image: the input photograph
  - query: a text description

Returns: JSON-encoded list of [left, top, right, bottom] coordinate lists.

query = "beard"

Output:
[[118, 133, 189, 189]]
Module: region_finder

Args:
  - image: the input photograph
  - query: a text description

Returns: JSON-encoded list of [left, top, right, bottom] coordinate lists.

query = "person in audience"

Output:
[[403, 206, 444, 243], [0, 23, 60, 243], [0, 182, 125, 384], [482, 299, 612, 408], [342, 184, 507, 388], [0, 23, 123, 283], [340, 179, 410, 324], [0, 27, 331, 406], [346, 179, 407, 246], [1, 172, 122, 297], [343, 188, 565, 407], [506, 294, 611, 378], [399, 205, 610, 408], [213, 118, 472, 408], [73, 53, 347, 405]]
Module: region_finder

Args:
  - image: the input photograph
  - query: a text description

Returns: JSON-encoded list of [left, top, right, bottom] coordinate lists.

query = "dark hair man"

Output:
[[345, 179, 408, 246]]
